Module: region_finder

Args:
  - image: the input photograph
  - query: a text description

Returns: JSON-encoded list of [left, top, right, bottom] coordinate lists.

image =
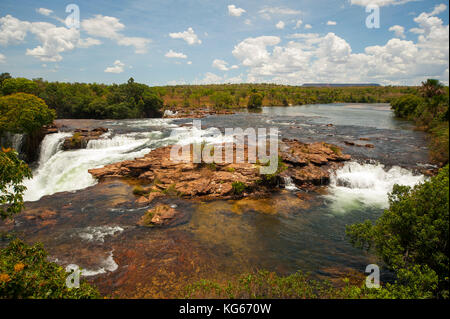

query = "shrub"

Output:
[[390, 94, 423, 118], [0, 239, 100, 299], [247, 93, 263, 109], [346, 165, 449, 298], [231, 181, 246, 195]]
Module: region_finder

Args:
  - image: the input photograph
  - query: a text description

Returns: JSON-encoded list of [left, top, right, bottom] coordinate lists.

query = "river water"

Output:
[[1, 104, 431, 297]]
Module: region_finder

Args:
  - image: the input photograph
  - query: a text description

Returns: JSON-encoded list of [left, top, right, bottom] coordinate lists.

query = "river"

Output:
[[1, 103, 432, 298]]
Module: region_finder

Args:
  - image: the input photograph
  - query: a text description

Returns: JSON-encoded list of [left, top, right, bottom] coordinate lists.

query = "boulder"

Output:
[[62, 127, 108, 150], [137, 204, 181, 227]]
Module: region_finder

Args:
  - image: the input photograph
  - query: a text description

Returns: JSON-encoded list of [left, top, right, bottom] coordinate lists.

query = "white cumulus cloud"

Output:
[[82, 15, 150, 53], [228, 5, 246, 17], [169, 27, 201, 45], [327, 21, 337, 26], [389, 25, 406, 38], [165, 49, 187, 59], [276, 21, 285, 29], [294, 20, 303, 29], [36, 8, 53, 16], [212, 59, 238, 71], [104, 60, 125, 73], [0, 53, 5, 63], [232, 7, 449, 86]]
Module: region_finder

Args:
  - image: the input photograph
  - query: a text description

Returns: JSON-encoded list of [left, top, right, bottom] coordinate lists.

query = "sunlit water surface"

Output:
[[1, 104, 431, 297]]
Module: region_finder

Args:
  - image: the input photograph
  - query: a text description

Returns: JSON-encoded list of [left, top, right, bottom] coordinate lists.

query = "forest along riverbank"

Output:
[[0, 104, 432, 298]]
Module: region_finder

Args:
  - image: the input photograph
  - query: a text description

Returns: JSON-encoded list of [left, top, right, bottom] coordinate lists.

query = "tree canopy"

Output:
[[0, 93, 55, 135]]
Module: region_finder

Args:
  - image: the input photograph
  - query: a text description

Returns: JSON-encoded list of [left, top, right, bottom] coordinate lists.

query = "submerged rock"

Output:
[[137, 204, 182, 227]]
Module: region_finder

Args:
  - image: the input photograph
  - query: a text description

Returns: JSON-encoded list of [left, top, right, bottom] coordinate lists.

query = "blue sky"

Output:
[[0, 0, 448, 86]]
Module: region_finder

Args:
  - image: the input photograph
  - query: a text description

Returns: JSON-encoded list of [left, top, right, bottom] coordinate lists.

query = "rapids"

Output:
[[1, 104, 432, 297]]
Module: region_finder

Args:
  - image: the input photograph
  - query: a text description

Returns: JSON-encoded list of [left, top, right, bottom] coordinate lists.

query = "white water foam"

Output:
[[325, 161, 426, 213], [80, 251, 119, 277], [283, 176, 299, 191], [23, 132, 153, 202], [76, 226, 124, 243], [23, 120, 232, 201], [38, 132, 72, 164]]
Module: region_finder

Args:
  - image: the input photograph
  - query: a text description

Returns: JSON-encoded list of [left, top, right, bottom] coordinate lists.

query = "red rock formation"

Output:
[[89, 140, 351, 199]]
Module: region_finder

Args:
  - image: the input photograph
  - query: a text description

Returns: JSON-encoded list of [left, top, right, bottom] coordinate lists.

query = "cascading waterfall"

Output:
[[0, 132, 25, 153], [325, 161, 426, 213], [283, 176, 299, 190], [11, 133, 25, 152], [22, 119, 235, 202], [38, 132, 72, 165], [23, 131, 152, 202]]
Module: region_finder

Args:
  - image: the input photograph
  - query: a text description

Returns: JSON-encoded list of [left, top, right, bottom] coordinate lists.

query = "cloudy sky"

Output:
[[0, 0, 448, 86]]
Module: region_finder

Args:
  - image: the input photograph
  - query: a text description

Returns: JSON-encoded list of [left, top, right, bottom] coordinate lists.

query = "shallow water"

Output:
[[1, 104, 431, 297]]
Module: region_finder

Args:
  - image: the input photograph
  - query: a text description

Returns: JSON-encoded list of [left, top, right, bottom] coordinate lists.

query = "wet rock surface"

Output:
[[88, 139, 351, 199], [137, 204, 186, 227]]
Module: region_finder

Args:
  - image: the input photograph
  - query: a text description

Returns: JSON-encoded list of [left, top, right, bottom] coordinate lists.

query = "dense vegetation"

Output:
[[1, 72, 422, 119], [187, 165, 449, 299], [158, 83, 416, 109], [0, 93, 55, 136], [0, 239, 100, 298], [0, 74, 163, 119], [390, 79, 449, 164]]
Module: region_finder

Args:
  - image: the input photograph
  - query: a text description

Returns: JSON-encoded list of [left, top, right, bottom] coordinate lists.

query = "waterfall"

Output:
[[283, 176, 299, 190], [1, 132, 25, 153], [22, 123, 181, 202], [325, 161, 425, 213], [38, 132, 72, 165], [11, 133, 25, 152]]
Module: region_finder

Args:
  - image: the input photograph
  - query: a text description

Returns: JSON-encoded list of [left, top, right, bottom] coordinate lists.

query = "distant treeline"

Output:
[[154, 83, 415, 109], [0, 72, 425, 119], [0, 73, 163, 119]]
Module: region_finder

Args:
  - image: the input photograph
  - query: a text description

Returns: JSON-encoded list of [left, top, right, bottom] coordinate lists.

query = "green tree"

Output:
[[0, 149, 31, 220], [346, 165, 449, 298], [211, 91, 233, 108], [420, 79, 445, 99], [0, 93, 56, 136], [0, 73, 12, 88], [140, 91, 164, 117], [1, 78, 38, 96], [247, 93, 263, 109], [390, 94, 423, 118]]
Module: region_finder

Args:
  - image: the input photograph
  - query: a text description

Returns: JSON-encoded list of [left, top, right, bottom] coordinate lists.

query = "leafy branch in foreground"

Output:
[[0, 149, 31, 220], [0, 239, 100, 299]]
